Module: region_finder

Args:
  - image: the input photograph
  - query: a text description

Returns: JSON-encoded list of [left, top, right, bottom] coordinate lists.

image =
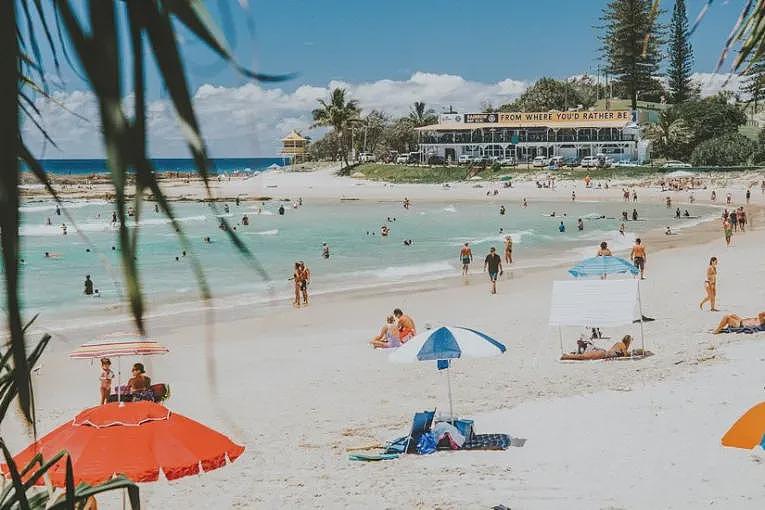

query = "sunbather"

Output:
[[713, 311, 765, 334], [370, 315, 400, 348], [561, 335, 632, 360]]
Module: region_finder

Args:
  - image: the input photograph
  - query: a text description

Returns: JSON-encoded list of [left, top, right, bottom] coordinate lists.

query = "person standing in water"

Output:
[[322, 243, 330, 259], [630, 238, 647, 279], [278, 204, 285, 216], [577, 218, 584, 231], [483, 247, 503, 295], [699, 257, 719, 311], [499, 205, 506, 215], [503, 235, 513, 264], [632, 209, 638, 221], [460, 243, 473, 275], [84, 275, 94, 295], [558, 221, 566, 232]]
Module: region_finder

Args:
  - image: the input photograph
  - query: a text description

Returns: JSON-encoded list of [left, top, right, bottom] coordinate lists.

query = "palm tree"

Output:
[[312, 88, 361, 169], [1, 1, 288, 506], [645, 110, 693, 159], [408, 101, 436, 127]]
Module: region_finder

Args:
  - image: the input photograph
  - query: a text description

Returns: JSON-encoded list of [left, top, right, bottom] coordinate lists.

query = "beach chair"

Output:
[[150, 383, 170, 402], [405, 409, 436, 453]]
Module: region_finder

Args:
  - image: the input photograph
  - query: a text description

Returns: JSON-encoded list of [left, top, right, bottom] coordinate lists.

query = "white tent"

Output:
[[549, 279, 645, 354]]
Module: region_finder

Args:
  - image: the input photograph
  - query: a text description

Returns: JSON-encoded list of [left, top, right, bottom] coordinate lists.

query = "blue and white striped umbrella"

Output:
[[568, 256, 638, 278], [388, 326, 506, 363], [389, 326, 506, 420]]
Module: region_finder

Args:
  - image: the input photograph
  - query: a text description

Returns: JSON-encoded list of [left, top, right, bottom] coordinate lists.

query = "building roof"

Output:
[[281, 130, 307, 142], [416, 119, 631, 131]]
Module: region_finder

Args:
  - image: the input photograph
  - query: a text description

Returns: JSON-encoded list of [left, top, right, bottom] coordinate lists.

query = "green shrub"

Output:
[[689, 133, 756, 166]]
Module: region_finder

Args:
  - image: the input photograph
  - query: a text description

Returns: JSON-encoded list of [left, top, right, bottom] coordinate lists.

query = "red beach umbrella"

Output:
[[1, 401, 244, 486]]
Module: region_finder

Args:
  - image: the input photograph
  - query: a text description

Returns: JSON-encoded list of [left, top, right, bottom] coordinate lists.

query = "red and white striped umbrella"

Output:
[[69, 338, 169, 359]]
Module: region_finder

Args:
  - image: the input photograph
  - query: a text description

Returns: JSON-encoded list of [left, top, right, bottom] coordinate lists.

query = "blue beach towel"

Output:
[[721, 324, 765, 334]]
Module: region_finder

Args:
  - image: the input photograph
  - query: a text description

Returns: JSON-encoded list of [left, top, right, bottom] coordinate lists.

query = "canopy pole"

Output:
[[117, 357, 124, 407], [558, 326, 564, 356], [637, 281, 646, 353], [446, 363, 454, 424]]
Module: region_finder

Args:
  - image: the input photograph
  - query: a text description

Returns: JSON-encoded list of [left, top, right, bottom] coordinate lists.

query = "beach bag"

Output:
[[415, 432, 437, 455]]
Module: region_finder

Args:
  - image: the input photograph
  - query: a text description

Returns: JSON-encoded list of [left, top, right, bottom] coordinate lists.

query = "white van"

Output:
[[532, 156, 549, 167]]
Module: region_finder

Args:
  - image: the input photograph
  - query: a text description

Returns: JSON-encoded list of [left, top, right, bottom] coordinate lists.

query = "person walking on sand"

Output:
[[699, 257, 719, 311], [504, 235, 513, 264], [483, 247, 503, 295], [630, 238, 647, 279], [723, 219, 733, 247], [460, 243, 473, 275], [291, 262, 303, 307], [298, 262, 310, 305], [746, 188, 751, 204]]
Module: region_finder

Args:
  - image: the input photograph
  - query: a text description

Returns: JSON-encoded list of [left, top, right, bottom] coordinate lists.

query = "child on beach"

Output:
[[99, 358, 114, 405]]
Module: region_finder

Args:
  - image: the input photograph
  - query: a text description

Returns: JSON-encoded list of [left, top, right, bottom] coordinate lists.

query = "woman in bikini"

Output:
[[713, 312, 765, 334], [369, 315, 400, 348], [292, 261, 303, 307], [561, 335, 632, 360], [699, 257, 719, 311]]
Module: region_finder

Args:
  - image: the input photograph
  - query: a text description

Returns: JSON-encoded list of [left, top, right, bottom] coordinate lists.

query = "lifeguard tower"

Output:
[[280, 130, 310, 165]]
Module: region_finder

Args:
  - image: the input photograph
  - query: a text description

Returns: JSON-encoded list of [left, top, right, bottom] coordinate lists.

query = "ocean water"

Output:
[[7, 198, 716, 323], [24, 157, 289, 175]]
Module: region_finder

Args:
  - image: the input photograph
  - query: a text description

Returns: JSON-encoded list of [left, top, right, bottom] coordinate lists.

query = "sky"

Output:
[[24, 0, 749, 158]]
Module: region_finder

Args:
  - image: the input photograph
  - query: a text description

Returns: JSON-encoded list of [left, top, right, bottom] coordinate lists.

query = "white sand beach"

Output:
[[6, 168, 765, 509]]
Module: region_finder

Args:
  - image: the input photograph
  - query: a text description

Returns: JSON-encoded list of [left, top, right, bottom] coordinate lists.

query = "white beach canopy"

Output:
[[548, 279, 645, 353]]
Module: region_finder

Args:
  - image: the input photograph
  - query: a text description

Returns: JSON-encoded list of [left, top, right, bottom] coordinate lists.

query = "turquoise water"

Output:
[[7, 198, 715, 321]]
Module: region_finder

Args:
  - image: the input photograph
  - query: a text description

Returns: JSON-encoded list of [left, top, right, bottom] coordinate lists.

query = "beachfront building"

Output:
[[416, 110, 650, 164], [280, 130, 311, 163]]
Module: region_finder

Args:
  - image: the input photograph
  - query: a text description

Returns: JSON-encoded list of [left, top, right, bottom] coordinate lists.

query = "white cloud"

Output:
[[691, 72, 746, 98], [23, 72, 530, 158], [21, 71, 745, 158]]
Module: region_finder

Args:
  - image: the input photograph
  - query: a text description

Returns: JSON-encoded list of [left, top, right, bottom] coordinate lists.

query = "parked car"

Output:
[[532, 156, 549, 167], [407, 152, 423, 164], [427, 154, 446, 165], [498, 157, 517, 166], [358, 152, 376, 162], [395, 153, 409, 164], [661, 160, 692, 169], [458, 154, 474, 165], [613, 160, 640, 167], [579, 156, 598, 168]]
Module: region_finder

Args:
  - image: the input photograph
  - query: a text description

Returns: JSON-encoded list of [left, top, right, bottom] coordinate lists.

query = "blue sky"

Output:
[[27, 0, 746, 157]]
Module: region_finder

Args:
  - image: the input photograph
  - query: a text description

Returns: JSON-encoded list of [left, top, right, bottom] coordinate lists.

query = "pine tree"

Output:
[[667, 0, 694, 103], [742, 57, 765, 110], [600, 0, 664, 110]]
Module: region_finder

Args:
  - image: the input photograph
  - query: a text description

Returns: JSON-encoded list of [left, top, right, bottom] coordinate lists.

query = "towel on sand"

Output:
[[462, 434, 514, 450], [721, 324, 765, 334]]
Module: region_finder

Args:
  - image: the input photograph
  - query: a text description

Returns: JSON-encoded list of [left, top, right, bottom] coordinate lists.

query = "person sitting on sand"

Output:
[[369, 316, 400, 348], [561, 335, 632, 360], [126, 363, 153, 401], [393, 308, 416, 343], [713, 312, 765, 334]]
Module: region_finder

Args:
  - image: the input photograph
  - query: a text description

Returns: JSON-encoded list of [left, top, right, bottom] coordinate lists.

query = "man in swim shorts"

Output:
[[393, 308, 416, 343], [630, 238, 647, 279], [460, 243, 473, 275], [484, 247, 503, 295]]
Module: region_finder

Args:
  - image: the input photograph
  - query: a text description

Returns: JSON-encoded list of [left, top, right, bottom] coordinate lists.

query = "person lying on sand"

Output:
[[561, 335, 632, 360], [369, 315, 400, 349], [713, 312, 765, 334]]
